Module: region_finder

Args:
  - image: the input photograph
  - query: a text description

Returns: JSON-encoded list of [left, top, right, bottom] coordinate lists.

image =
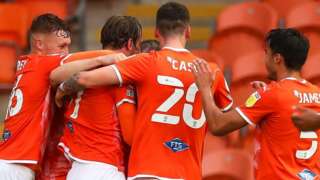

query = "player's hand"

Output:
[[250, 81, 267, 91], [292, 105, 320, 131], [97, 53, 127, 66], [192, 59, 216, 91], [55, 87, 67, 108]]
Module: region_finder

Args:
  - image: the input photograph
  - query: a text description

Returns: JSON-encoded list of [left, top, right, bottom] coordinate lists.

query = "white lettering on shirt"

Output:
[[167, 56, 195, 72], [294, 90, 320, 104]]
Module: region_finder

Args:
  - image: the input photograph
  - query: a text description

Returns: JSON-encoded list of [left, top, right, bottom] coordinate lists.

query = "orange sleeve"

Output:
[[112, 85, 136, 107], [61, 50, 113, 64], [212, 68, 233, 112], [112, 85, 136, 145], [114, 53, 153, 85], [236, 88, 276, 125]]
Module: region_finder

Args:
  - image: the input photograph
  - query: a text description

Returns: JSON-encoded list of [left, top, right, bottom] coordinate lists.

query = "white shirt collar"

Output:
[[282, 77, 307, 84], [162, 46, 190, 52]]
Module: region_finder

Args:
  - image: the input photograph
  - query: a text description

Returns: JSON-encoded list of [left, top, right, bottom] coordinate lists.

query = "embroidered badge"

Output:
[[164, 138, 189, 152]]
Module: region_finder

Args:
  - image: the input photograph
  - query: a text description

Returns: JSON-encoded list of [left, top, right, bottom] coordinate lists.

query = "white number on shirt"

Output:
[[151, 75, 206, 129], [70, 91, 84, 119], [296, 131, 318, 160], [6, 75, 24, 118]]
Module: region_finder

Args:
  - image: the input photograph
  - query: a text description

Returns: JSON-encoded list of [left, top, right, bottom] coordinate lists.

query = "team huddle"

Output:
[[0, 1, 319, 180]]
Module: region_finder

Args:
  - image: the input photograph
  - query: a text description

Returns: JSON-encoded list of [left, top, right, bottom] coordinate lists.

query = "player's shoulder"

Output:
[[126, 51, 156, 62], [250, 81, 279, 98], [68, 50, 113, 59], [17, 53, 64, 64]]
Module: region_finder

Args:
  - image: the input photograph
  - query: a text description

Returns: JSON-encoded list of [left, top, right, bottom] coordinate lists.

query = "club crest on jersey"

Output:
[[2, 129, 11, 141], [67, 121, 74, 133], [297, 169, 317, 180], [164, 138, 189, 152], [126, 88, 135, 98], [245, 91, 261, 108]]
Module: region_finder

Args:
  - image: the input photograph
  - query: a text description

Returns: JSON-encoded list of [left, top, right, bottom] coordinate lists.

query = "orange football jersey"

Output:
[[39, 50, 120, 178], [114, 47, 233, 180], [58, 50, 136, 172], [0, 54, 65, 168], [236, 77, 320, 179]]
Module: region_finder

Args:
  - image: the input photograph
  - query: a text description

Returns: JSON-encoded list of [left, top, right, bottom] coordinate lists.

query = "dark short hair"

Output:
[[141, 39, 160, 52], [100, 16, 142, 49], [156, 2, 190, 37], [266, 28, 309, 71], [30, 13, 70, 36]]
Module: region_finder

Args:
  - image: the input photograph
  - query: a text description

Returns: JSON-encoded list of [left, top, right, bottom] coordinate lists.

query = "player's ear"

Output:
[[35, 39, 44, 52], [185, 25, 191, 40], [273, 53, 282, 64]]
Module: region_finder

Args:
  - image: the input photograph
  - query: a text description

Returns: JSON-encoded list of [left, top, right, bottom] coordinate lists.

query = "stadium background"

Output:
[[0, 0, 319, 179]]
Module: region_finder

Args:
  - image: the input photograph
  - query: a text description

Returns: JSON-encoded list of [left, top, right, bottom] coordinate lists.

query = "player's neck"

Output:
[[30, 48, 45, 55], [161, 36, 186, 50], [103, 47, 124, 55], [278, 70, 302, 81]]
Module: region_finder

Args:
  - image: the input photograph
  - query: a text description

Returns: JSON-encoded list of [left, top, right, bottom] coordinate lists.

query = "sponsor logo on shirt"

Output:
[[245, 91, 261, 108], [297, 169, 317, 180], [164, 138, 189, 152]]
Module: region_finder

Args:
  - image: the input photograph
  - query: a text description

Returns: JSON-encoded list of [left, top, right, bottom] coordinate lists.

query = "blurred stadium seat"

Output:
[[230, 51, 268, 106], [208, 2, 278, 67], [0, 3, 28, 47], [0, 3, 28, 87], [191, 49, 224, 70], [16, 0, 68, 26], [261, 0, 315, 19], [125, 3, 227, 48], [15, 0, 87, 50], [286, 1, 320, 56], [302, 53, 320, 86], [0, 46, 18, 86], [202, 149, 254, 180]]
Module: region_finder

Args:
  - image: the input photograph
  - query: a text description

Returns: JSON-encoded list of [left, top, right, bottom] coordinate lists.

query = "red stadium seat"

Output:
[[262, 0, 315, 18], [302, 53, 320, 86], [17, 0, 68, 27], [208, 2, 278, 66], [0, 3, 28, 47], [0, 46, 18, 87], [202, 149, 254, 180], [286, 1, 320, 56], [191, 49, 224, 70], [231, 51, 268, 106], [0, 3, 28, 87], [215, 2, 278, 36]]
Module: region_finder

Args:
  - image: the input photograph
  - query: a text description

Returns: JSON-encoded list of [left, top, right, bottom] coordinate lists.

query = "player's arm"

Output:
[[55, 54, 152, 107], [117, 103, 136, 145], [50, 53, 126, 87], [113, 85, 137, 145], [193, 59, 247, 136], [55, 65, 120, 107], [292, 106, 320, 131]]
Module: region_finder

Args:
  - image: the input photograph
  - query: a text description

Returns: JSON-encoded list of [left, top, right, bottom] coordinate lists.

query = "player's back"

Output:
[[254, 78, 320, 179], [0, 54, 62, 167], [124, 47, 232, 180]]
